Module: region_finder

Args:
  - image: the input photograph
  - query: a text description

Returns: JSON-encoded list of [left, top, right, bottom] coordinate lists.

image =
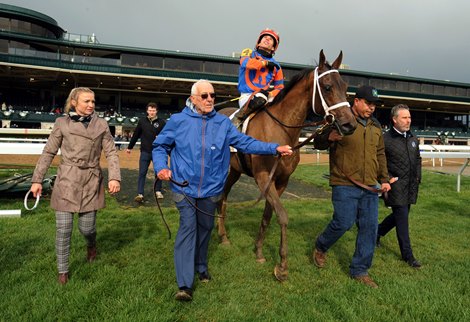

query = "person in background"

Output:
[[153, 79, 293, 301], [30, 87, 120, 285], [126, 102, 166, 201], [312, 85, 391, 288], [235, 28, 284, 124], [377, 104, 422, 268], [114, 134, 122, 150]]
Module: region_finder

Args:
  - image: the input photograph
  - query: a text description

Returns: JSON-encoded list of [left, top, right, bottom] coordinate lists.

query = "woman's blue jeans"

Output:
[[316, 185, 379, 277]]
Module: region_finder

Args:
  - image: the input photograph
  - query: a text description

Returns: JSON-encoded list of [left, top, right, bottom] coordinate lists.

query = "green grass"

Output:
[[1, 165, 469, 321]]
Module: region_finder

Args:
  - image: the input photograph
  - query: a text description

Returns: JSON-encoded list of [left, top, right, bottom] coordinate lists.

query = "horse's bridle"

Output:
[[261, 67, 350, 131], [311, 67, 350, 117]]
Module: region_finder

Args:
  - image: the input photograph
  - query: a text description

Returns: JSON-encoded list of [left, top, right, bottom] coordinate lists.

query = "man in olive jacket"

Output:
[[312, 86, 391, 288], [377, 104, 422, 268]]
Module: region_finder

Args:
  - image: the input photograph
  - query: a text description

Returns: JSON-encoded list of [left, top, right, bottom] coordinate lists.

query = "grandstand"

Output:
[[1, 3, 470, 141]]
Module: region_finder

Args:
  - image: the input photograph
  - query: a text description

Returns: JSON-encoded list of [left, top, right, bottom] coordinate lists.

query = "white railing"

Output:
[[1, 140, 469, 191]]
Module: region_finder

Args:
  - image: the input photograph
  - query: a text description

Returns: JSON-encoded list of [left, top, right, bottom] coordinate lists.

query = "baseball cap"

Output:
[[355, 86, 383, 104]]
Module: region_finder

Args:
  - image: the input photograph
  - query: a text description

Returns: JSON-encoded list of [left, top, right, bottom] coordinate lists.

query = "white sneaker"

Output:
[[134, 194, 144, 202], [155, 191, 164, 199]]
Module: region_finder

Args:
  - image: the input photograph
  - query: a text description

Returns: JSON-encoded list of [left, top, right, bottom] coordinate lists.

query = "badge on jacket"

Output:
[[241, 48, 252, 57]]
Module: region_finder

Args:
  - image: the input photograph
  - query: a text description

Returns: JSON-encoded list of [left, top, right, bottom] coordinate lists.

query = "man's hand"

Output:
[[276, 145, 293, 156], [328, 129, 343, 142], [126, 149, 131, 154], [157, 169, 172, 181], [381, 182, 391, 192], [264, 61, 276, 71], [108, 180, 120, 194]]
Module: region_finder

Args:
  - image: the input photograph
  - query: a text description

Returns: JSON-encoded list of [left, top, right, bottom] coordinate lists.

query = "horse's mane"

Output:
[[269, 68, 312, 106], [269, 62, 332, 106]]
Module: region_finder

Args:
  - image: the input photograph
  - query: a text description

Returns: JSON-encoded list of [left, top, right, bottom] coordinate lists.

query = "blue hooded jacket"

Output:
[[152, 105, 279, 198]]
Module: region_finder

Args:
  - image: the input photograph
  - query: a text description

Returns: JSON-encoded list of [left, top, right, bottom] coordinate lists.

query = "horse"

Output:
[[217, 50, 357, 281]]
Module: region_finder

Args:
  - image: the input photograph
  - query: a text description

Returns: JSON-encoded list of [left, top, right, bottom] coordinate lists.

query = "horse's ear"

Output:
[[331, 51, 343, 69], [318, 49, 326, 67]]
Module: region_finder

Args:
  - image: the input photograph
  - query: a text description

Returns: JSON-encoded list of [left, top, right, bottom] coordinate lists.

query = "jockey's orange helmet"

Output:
[[256, 28, 280, 53]]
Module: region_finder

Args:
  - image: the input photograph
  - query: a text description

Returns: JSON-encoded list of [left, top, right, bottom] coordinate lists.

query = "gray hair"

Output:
[[390, 104, 409, 118], [191, 79, 210, 95]]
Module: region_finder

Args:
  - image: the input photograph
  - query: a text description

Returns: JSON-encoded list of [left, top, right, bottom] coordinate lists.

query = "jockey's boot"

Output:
[[234, 92, 268, 128]]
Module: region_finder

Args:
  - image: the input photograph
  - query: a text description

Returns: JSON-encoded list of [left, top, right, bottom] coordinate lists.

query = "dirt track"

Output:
[[0, 151, 331, 207]]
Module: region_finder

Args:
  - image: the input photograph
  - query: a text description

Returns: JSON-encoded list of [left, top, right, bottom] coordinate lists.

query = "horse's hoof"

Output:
[[256, 257, 266, 264], [273, 265, 288, 282], [219, 236, 231, 245]]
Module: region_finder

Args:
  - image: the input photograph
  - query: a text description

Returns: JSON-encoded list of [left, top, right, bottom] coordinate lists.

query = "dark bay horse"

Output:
[[218, 50, 357, 281]]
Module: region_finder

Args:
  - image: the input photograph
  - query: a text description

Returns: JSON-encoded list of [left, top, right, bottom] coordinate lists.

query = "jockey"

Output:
[[235, 28, 284, 124]]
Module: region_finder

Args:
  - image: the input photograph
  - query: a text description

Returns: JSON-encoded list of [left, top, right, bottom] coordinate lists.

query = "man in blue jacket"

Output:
[[153, 80, 293, 301]]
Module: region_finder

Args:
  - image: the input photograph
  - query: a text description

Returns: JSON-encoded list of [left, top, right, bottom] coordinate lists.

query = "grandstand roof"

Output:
[[0, 4, 64, 38]]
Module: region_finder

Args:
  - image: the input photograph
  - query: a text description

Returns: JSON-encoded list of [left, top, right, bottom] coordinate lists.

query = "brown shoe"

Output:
[[175, 288, 193, 301], [58, 272, 69, 285], [353, 275, 378, 288], [87, 246, 97, 263], [313, 248, 326, 268]]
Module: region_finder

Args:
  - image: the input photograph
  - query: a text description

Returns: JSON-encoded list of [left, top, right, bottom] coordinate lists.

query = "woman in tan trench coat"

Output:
[[30, 87, 121, 285]]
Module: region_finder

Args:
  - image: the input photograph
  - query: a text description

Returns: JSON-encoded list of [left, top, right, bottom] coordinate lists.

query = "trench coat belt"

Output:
[[60, 160, 101, 176]]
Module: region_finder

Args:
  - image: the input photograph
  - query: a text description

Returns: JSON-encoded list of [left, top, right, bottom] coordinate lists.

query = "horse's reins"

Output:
[[344, 173, 386, 195], [255, 120, 333, 204], [154, 67, 353, 235], [154, 177, 225, 240]]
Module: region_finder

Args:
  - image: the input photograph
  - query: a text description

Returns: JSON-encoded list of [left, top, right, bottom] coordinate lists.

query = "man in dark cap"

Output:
[[311, 85, 391, 288]]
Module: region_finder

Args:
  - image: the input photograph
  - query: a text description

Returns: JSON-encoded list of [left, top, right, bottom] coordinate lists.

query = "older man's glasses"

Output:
[[195, 93, 216, 100]]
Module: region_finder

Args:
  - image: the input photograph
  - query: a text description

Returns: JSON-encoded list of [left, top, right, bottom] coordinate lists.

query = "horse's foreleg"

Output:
[[255, 201, 273, 263], [217, 197, 231, 245], [265, 184, 289, 282], [217, 168, 241, 245], [274, 219, 288, 282]]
